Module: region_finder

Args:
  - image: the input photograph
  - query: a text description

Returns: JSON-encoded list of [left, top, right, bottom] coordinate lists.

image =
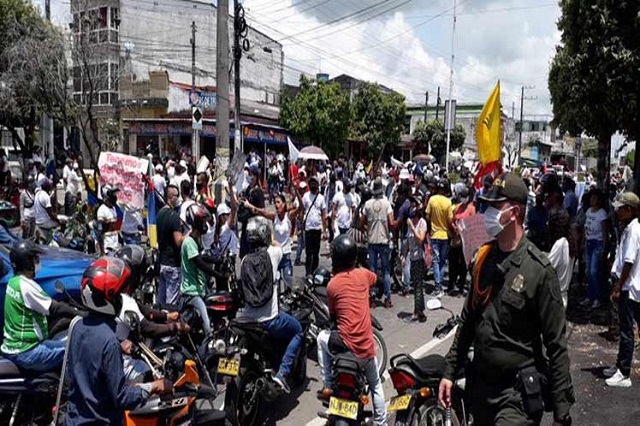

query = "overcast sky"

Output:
[[36, 0, 560, 117]]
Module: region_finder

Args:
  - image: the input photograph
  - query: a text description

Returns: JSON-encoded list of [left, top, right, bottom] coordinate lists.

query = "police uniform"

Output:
[[443, 173, 574, 426]]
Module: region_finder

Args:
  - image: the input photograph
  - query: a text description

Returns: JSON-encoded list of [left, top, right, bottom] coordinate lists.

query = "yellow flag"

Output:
[[476, 81, 501, 165], [365, 160, 373, 174]]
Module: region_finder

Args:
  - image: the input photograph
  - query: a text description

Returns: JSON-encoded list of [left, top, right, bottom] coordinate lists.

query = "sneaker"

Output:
[[273, 372, 291, 394], [592, 300, 601, 309], [603, 366, 618, 378], [605, 369, 631, 387], [433, 289, 445, 299]]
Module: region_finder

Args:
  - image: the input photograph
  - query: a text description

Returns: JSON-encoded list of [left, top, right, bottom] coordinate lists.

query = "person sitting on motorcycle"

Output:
[[180, 203, 228, 336], [238, 216, 303, 394], [1, 240, 78, 372], [65, 257, 172, 426], [317, 234, 388, 426], [114, 245, 191, 383]]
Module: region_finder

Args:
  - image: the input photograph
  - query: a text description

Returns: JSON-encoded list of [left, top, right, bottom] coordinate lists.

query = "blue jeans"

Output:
[[585, 239, 603, 301], [278, 253, 293, 291], [431, 239, 449, 289], [295, 232, 305, 263], [4, 339, 65, 372], [159, 265, 182, 306], [122, 232, 141, 245], [368, 244, 391, 301], [261, 312, 303, 377], [182, 295, 212, 336]]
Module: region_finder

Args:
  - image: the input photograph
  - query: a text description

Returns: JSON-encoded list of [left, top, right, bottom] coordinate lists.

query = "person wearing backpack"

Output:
[[238, 216, 303, 394]]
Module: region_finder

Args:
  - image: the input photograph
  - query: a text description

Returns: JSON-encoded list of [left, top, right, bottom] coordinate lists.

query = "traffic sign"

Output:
[[192, 106, 203, 130]]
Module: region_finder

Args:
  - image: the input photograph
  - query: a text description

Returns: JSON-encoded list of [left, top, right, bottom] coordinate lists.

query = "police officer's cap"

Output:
[[479, 173, 528, 205]]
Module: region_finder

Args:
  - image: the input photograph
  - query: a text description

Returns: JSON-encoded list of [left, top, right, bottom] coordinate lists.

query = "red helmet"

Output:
[[186, 203, 209, 234], [81, 257, 130, 316]]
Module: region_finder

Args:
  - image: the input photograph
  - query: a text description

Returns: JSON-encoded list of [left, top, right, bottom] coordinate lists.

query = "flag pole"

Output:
[[445, 0, 457, 174]]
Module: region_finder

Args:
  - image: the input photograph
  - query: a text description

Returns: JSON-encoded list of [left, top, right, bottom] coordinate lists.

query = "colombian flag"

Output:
[[147, 178, 158, 249], [474, 81, 502, 188]]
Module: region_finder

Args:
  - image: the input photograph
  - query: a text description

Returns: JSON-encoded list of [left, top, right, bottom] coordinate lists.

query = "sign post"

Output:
[[192, 106, 202, 160]]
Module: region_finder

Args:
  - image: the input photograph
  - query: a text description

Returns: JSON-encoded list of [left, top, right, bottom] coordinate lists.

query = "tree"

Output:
[[626, 149, 635, 169], [412, 119, 466, 164], [351, 82, 406, 154], [0, 0, 73, 161], [548, 1, 640, 190], [279, 75, 351, 158]]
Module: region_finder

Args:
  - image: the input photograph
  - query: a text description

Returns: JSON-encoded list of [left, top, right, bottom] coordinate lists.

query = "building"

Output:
[[516, 119, 556, 167], [69, 0, 286, 160], [329, 74, 395, 102]]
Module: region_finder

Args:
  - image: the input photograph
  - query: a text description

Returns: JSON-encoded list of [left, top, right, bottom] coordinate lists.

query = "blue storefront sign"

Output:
[[189, 90, 217, 110]]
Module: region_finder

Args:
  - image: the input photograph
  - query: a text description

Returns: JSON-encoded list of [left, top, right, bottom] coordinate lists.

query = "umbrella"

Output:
[[298, 145, 329, 161], [413, 154, 435, 164]]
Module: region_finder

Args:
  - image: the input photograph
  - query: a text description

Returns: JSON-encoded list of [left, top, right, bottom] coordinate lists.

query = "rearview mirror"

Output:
[[426, 299, 442, 311], [124, 310, 140, 331], [55, 281, 65, 294]]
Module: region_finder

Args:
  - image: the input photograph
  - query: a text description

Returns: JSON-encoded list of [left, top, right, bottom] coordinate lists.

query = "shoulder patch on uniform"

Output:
[[527, 243, 550, 267]]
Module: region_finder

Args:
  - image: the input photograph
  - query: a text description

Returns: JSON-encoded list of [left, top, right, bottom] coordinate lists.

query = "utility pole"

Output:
[[445, 0, 457, 174], [45, 0, 50, 20], [233, 0, 243, 153], [190, 21, 200, 160], [216, 0, 231, 166], [423, 91, 429, 122], [512, 101, 515, 119], [435, 86, 441, 121], [517, 85, 536, 166]]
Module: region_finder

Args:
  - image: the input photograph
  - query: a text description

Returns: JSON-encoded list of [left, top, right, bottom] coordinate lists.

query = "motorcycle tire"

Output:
[[412, 401, 460, 426], [373, 329, 387, 377], [333, 419, 358, 426], [224, 369, 262, 426]]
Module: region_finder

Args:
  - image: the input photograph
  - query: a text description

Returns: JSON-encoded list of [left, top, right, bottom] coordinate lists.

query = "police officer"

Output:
[[438, 173, 574, 426]]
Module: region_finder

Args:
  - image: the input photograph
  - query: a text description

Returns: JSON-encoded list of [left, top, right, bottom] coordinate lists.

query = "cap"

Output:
[[479, 173, 528, 205], [155, 164, 164, 172], [179, 160, 188, 168], [613, 192, 640, 210], [298, 181, 307, 189], [217, 203, 231, 216], [372, 177, 384, 196], [399, 169, 410, 180]]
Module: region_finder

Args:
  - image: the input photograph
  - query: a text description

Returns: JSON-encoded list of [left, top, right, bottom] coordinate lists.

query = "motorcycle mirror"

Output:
[[124, 310, 140, 331], [55, 281, 65, 294], [426, 299, 442, 311]]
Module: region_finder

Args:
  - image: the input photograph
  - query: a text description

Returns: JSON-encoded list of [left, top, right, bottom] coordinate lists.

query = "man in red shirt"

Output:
[[317, 234, 387, 425]]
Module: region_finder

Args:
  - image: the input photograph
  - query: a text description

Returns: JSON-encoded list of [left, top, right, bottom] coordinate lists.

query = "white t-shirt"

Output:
[[611, 218, 640, 302], [66, 169, 82, 195], [547, 237, 574, 309], [179, 200, 196, 226], [302, 192, 326, 231], [585, 207, 608, 241], [238, 245, 283, 323], [274, 213, 292, 254], [97, 204, 120, 251], [62, 165, 70, 183], [115, 293, 145, 341], [332, 191, 354, 230], [34, 189, 56, 227], [152, 173, 166, 196]]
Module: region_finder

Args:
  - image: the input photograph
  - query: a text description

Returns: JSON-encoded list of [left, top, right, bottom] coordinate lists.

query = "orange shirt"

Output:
[[327, 268, 377, 359]]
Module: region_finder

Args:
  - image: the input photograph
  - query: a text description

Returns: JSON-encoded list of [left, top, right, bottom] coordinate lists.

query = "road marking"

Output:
[[304, 326, 458, 426]]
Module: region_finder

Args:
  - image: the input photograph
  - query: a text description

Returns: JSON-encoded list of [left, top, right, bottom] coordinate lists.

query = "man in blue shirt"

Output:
[[65, 257, 171, 425]]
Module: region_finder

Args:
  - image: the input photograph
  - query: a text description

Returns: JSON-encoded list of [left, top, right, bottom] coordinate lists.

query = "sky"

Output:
[[35, 0, 561, 117]]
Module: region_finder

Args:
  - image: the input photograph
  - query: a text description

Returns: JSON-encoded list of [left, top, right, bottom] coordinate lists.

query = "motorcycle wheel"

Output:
[[411, 401, 460, 426], [224, 369, 262, 426], [373, 329, 387, 377]]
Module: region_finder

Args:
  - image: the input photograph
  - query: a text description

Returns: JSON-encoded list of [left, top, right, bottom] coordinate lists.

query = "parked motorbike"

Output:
[[324, 352, 374, 426]]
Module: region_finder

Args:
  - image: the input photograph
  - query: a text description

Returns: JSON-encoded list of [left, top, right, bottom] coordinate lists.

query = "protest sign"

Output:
[[458, 214, 492, 266], [98, 152, 149, 210]]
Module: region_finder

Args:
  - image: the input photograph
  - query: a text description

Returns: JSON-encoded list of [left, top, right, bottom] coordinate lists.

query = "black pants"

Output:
[[305, 229, 322, 275], [448, 244, 466, 292], [616, 291, 640, 376], [470, 377, 543, 426]]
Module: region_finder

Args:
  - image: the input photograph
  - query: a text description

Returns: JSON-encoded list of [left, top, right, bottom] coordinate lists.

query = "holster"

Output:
[[516, 365, 548, 416]]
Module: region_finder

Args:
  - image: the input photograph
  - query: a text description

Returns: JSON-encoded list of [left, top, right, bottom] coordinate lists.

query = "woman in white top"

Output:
[[582, 189, 610, 309], [244, 194, 297, 290], [547, 212, 576, 309]]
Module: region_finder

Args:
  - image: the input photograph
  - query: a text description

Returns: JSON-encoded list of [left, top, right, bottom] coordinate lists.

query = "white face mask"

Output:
[[484, 205, 515, 238]]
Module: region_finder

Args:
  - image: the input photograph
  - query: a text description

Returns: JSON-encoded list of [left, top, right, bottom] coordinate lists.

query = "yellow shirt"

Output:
[[426, 194, 452, 240]]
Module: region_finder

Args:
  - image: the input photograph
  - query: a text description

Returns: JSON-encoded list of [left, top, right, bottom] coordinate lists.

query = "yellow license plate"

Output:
[[387, 394, 412, 411], [328, 397, 359, 420], [217, 358, 240, 376]]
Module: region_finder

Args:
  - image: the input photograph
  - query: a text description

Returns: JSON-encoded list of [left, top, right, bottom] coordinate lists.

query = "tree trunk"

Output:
[[597, 130, 612, 201]]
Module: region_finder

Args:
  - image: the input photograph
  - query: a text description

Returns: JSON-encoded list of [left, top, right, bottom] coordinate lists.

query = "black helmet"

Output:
[[10, 240, 44, 273], [185, 203, 209, 234], [246, 216, 272, 250], [312, 267, 331, 287], [114, 245, 149, 291], [330, 234, 357, 273]]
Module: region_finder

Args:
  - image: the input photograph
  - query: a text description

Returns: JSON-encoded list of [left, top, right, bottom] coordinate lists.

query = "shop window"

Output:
[[110, 8, 120, 29], [99, 7, 108, 28], [99, 92, 109, 105]]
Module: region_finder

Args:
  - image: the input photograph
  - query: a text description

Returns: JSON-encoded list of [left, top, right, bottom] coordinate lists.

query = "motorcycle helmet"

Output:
[[81, 257, 130, 316], [101, 183, 120, 205], [10, 240, 44, 273], [330, 234, 358, 273], [245, 216, 272, 250], [114, 245, 149, 292], [312, 267, 331, 287], [185, 203, 209, 234]]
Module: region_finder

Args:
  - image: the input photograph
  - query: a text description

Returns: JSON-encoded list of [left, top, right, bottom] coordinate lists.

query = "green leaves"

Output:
[[412, 119, 466, 163]]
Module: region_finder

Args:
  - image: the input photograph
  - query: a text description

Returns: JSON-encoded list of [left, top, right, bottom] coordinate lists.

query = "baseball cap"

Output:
[[298, 181, 307, 189], [613, 192, 640, 210], [479, 173, 528, 205], [155, 164, 164, 172], [399, 169, 411, 180], [372, 177, 384, 196]]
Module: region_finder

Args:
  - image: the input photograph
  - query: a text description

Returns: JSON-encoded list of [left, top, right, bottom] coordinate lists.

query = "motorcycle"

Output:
[[387, 299, 467, 426], [221, 281, 312, 426], [323, 352, 374, 426]]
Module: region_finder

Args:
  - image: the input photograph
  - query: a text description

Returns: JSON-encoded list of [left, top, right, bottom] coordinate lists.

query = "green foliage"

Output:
[[412, 119, 466, 163], [351, 82, 406, 153], [548, 1, 640, 187], [279, 75, 351, 158], [626, 149, 635, 168]]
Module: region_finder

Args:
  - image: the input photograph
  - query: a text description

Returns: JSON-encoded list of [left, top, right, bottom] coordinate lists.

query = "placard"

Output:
[[458, 214, 492, 266], [98, 152, 150, 210]]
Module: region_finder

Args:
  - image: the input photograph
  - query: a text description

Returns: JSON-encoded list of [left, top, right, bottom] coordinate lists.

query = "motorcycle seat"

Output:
[[230, 317, 270, 343], [398, 354, 446, 381], [333, 352, 369, 374], [0, 356, 21, 378]]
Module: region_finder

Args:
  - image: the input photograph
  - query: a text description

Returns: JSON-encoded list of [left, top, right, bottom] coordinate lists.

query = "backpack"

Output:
[[239, 248, 274, 308]]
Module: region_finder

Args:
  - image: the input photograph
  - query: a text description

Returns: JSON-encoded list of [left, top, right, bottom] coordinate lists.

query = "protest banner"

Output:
[[458, 214, 492, 266], [98, 152, 150, 210]]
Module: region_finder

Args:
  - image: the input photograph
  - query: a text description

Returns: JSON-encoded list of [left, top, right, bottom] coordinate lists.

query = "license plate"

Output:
[[387, 394, 412, 411], [328, 396, 359, 420], [217, 358, 240, 376]]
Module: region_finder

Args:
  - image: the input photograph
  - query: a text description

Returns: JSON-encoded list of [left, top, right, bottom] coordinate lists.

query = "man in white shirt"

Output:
[[65, 162, 83, 216], [97, 184, 121, 255], [299, 177, 327, 275], [332, 179, 354, 235], [34, 178, 60, 242], [152, 164, 166, 197], [605, 192, 640, 388]]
